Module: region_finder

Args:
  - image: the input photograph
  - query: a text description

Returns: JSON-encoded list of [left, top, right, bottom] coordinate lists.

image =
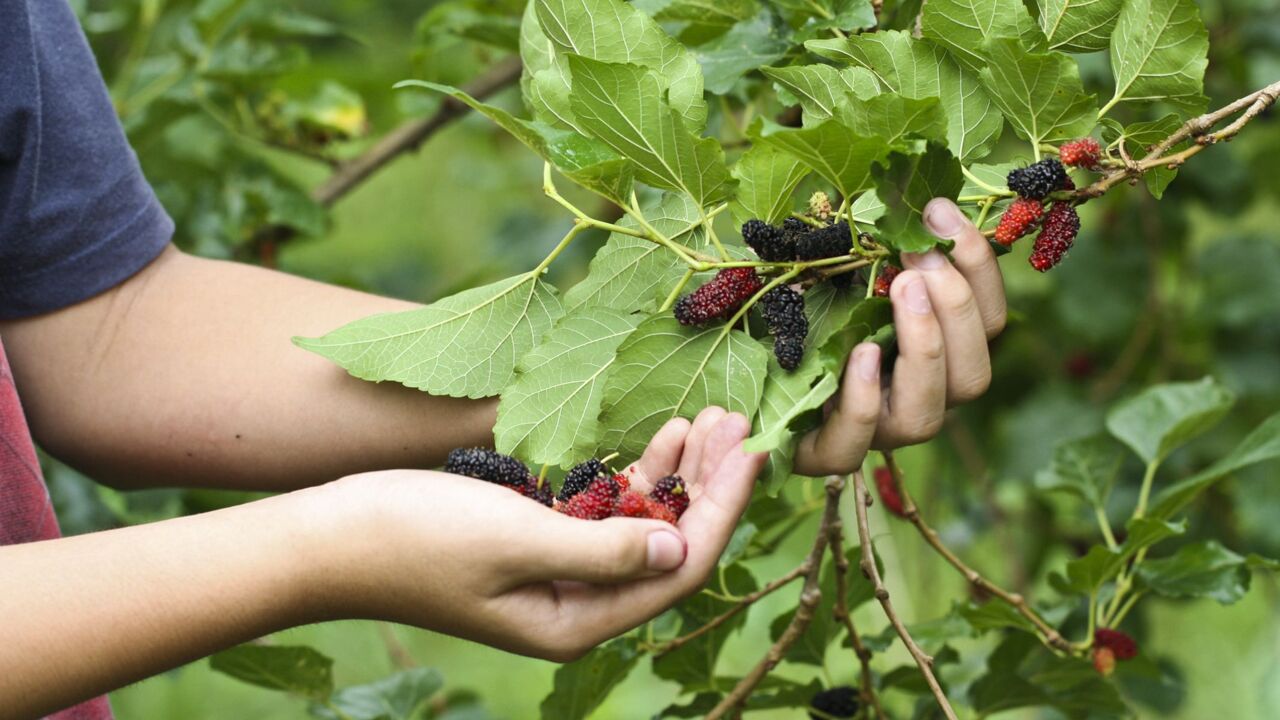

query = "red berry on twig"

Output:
[[1060, 138, 1102, 168], [1028, 202, 1081, 272], [994, 198, 1045, 246], [673, 268, 763, 326], [872, 264, 901, 298], [874, 466, 907, 518]]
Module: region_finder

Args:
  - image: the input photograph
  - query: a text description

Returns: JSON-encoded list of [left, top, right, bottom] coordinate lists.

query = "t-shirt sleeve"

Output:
[[0, 0, 173, 320]]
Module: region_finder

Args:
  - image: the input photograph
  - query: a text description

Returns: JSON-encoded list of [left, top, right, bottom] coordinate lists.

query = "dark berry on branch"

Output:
[[741, 219, 796, 262], [518, 476, 555, 507], [558, 473, 621, 520], [760, 286, 809, 370], [783, 217, 810, 233], [1060, 137, 1102, 168], [650, 474, 690, 519], [795, 221, 853, 260], [1028, 202, 1080, 272], [872, 264, 901, 298], [994, 198, 1045, 246], [445, 447, 530, 488], [874, 466, 907, 518], [808, 686, 860, 719], [1007, 158, 1068, 199], [559, 458, 609, 501], [673, 268, 763, 326], [1094, 628, 1138, 660]]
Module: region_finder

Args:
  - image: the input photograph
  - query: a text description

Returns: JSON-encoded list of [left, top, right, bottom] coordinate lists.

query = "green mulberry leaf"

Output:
[[540, 639, 639, 720], [1105, 0, 1209, 116], [872, 142, 965, 254], [1104, 376, 1235, 465], [730, 145, 810, 227], [209, 645, 333, 700], [1036, 0, 1124, 53], [978, 40, 1096, 148]]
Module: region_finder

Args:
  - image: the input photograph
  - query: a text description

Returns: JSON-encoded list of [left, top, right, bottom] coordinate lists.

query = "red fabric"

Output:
[[0, 338, 112, 719]]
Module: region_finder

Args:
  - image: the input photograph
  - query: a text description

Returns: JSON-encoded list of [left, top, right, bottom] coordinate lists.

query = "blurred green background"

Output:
[[41, 0, 1280, 717]]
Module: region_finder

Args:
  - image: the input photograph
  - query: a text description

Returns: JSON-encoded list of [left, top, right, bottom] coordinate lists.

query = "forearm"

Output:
[[0, 246, 497, 490], [0, 489, 330, 720]]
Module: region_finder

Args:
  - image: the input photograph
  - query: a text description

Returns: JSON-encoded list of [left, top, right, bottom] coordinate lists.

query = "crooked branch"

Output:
[[851, 470, 958, 720], [652, 566, 807, 657], [825, 477, 887, 720], [706, 481, 842, 720], [882, 454, 1073, 653]]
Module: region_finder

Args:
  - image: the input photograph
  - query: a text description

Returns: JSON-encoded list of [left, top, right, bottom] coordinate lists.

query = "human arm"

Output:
[[0, 410, 764, 720]]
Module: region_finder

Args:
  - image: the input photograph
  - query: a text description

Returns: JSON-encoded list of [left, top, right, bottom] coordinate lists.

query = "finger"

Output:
[[631, 417, 692, 493], [923, 198, 1006, 338], [793, 343, 883, 475], [676, 406, 728, 485], [690, 413, 761, 516], [512, 514, 688, 585], [901, 249, 991, 406], [875, 270, 947, 448]]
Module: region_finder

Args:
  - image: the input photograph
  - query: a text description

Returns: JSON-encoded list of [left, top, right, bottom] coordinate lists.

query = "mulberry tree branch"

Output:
[[882, 453, 1073, 653], [705, 482, 842, 720], [824, 477, 887, 720], [851, 469, 958, 720], [652, 565, 808, 657]]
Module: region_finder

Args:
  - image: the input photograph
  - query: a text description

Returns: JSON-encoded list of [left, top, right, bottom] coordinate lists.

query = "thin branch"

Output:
[[376, 623, 417, 670], [883, 457, 1072, 653], [851, 470, 958, 720], [706, 483, 841, 720], [311, 58, 523, 208], [825, 478, 887, 720], [653, 565, 807, 657]]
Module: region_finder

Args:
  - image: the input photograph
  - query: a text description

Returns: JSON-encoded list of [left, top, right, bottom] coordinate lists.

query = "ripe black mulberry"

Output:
[[795, 221, 852, 261], [559, 458, 608, 502], [759, 285, 809, 371], [741, 219, 796, 262], [808, 686, 860, 719], [649, 474, 690, 519], [1007, 158, 1068, 200], [444, 447, 530, 488]]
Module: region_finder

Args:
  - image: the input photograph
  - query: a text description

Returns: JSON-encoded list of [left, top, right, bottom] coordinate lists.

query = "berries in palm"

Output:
[[994, 198, 1045, 246], [445, 448, 531, 488], [808, 686, 860, 719], [759, 285, 809, 370], [558, 473, 622, 520], [1060, 137, 1102, 168], [650, 475, 690, 519], [1007, 158, 1068, 200], [1028, 202, 1081, 272], [673, 268, 763, 326], [559, 458, 609, 501]]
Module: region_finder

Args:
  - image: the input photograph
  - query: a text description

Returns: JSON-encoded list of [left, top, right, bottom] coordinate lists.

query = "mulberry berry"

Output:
[[795, 221, 852, 261], [809, 191, 833, 220], [872, 264, 901, 298], [783, 217, 809, 233], [612, 491, 678, 524], [873, 466, 907, 518], [741, 219, 796, 262], [673, 268, 763, 326], [444, 447, 530, 488], [1094, 628, 1138, 660], [1093, 646, 1117, 676], [1028, 202, 1080, 272], [1007, 158, 1067, 199], [994, 198, 1044, 246], [518, 476, 555, 507], [650, 475, 690, 520], [559, 458, 608, 502], [557, 474, 621, 520], [1060, 138, 1102, 168], [759, 286, 809, 370], [808, 686, 859, 719]]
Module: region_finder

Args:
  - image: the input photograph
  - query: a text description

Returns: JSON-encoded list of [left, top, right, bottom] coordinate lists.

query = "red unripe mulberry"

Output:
[[873, 467, 907, 518], [1060, 138, 1102, 168], [1093, 646, 1117, 676], [612, 491, 678, 524], [558, 474, 621, 520], [872, 264, 901, 298], [1028, 202, 1080, 272], [673, 268, 763, 326], [1094, 628, 1138, 660], [994, 198, 1044, 246]]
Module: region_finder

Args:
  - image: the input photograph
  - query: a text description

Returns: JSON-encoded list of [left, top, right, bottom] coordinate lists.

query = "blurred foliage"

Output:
[[37, 0, 1280, 717]]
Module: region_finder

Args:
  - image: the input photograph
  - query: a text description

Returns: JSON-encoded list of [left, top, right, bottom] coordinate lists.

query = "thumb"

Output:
[[515, 515, 688, 585]]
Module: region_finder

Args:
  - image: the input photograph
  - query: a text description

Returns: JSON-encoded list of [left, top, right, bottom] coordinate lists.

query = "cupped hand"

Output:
[[314, 407, 764, 661], [793, 198, 1007, 475]]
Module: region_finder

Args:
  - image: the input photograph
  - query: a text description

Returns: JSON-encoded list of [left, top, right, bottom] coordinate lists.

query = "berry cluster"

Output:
[[1028, 202, 1081, 272], [1007, 158, 1068, 200], [445, 447, 553, 506], [741, 219, 796, 262], [1092, 628, 1139, 676], [1060, 137, 1102, 168], [558, 457, 608, 502], [873, 466, 907, 518], [872, 264, 902, 298], [994, 197, 1045, 246], [673, 267, 763, 326], [808, 686, 860, 719], [759, 286, 809, 370], [794, 221, 853, 261]]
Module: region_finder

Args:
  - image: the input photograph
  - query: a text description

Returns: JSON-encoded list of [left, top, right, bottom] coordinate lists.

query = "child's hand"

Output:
[[793, 199, 1007, 475], [310, 408, 764, 661]]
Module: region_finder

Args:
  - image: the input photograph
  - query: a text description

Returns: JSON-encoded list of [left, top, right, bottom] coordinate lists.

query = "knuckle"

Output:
[[949, 371, 991, 404], [915, 333, 946, 362], [985, 309, 1008, 339]]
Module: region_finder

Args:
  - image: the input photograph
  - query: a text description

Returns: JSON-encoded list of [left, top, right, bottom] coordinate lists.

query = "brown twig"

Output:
[[706, 482, 842, 720], [882, 457, 1073, 653], [653, 566, 808, 657], [376, 622, 417, 670], [851, 469, 958, 720], [825, 478, 887, 720], [1078, 79, 1280, 200]]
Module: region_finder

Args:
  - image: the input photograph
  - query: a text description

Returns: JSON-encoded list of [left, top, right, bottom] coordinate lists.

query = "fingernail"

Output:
[[647, 529, 686, 571], [904, 277, 931, 315], [855, 345, 881, 382], [904, 250, 946, 270], [924, 198, 965, 238]]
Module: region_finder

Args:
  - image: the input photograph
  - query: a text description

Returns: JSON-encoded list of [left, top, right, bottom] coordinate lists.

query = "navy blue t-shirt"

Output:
[[0, 0, 173, 320]]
